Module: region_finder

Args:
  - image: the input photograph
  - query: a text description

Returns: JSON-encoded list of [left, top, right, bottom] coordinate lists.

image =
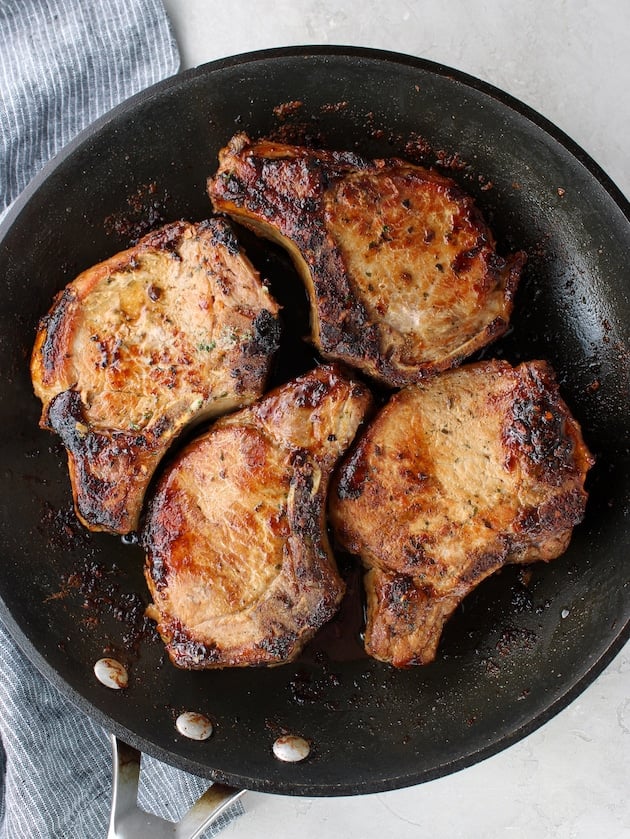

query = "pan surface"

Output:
[[0, 46, 629, 796]]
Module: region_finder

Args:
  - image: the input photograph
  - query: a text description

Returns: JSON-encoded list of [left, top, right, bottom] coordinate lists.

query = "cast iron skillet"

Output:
[[0, 46, 629, 797]]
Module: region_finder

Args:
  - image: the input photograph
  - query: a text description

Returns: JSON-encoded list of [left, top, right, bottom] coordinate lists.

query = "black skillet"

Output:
[[0, 46, 629, 798]]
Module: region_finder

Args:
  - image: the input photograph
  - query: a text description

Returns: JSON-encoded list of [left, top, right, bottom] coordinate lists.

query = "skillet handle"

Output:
[[107, 734, 246, 839]]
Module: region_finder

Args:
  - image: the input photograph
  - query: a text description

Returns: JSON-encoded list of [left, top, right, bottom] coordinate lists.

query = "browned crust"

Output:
[[500, 360, 595, 485], [143, 364, 373, 669], [30, 219, 280, 533], [46, 389, 167, 533], [208, 133, 526, 386], [330, 359, 594, 667], [144, 448, 345, 668], [364, 568, 462, 667], [32, 220, 192, 396]]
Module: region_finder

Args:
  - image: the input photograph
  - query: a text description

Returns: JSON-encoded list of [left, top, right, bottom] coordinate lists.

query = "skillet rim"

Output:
[[2, 44, 629, 238], [0, 44, 629, 796]]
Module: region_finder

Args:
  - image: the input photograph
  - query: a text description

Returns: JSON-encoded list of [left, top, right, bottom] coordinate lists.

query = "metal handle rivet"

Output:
[[94, 658, 128, 689], [176, 711, 213, 741], [272, 734, 310, 762]]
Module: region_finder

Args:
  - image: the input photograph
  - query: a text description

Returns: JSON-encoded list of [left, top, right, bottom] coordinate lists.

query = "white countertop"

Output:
[[161, 2, 630, 837]]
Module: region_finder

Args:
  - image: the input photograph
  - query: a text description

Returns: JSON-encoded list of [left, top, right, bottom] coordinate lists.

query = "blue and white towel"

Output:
[[1, 0, 177, 220], [0, 2, 243, 835]]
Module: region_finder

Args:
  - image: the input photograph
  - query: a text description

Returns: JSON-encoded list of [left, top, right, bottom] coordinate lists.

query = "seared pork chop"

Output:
[[31, 219, 280, 534], [208, 134, 525, 386], [329, 360, 593, 667], [143, 364, 372, 668]]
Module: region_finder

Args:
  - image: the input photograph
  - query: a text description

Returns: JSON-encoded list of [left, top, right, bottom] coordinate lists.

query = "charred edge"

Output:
[[47, 390, 152, 458], [289, 459, 324, 544], [381, 573, 429, 622], [311, 236, 383, 364], [46, 389, 154, 531], [142, 486, 183, 590], [288, 582, 343, 632], [151, 415, 172, 439], [317, 314, 383, 372], [246, 308, 282, 356], [335, 443, 369, 500], [483, 315, 509, 341], [516, 486, 589, 537], [212, 154, 328, 224], [460, 546, 505, 585], [401, 534, 430, 567], [215, 170, 246, 200], [255, 628, 299, 661], [38, 287, 76, 377], [480, 238, 526, 293], [199, 217, 241, 255], [451, 240, 485, 275], [139, 220, 187, 254], [166, 621, 223, 668], [293, 376, 329, 408], [505, 370, 578, 483], [483, 249, 527, 301], [211, 144, 383, 368], [45, 389, 90, 450], [317, 586, 344, 622], [485, 251, 508, 277]]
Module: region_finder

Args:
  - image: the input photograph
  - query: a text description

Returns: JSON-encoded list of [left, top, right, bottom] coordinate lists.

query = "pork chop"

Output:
[[143, 364, 373, 668], [329, 360, 593, 667], [208, 134, 525, 386], [31, 219, 280, 534]]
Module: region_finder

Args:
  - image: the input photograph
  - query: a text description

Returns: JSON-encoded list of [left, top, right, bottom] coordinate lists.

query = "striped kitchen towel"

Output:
[[0, 2, 243, 836], [0, 617, 243, 837], [1, 0, 177, 220]]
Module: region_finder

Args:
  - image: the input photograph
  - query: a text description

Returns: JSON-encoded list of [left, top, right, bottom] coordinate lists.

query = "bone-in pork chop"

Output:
[[208, 134, 525, 386], [329, 360, 593, 667], [31, 219, 280, 534], [143, 364, 372, 668]]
